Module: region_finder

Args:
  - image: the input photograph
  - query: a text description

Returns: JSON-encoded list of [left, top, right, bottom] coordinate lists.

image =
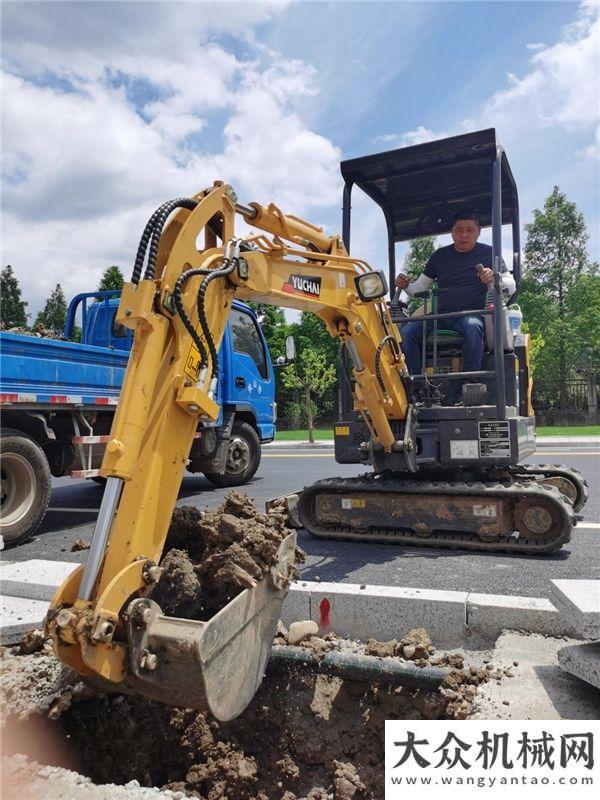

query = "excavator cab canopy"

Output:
[[340, 128, 521, 295]]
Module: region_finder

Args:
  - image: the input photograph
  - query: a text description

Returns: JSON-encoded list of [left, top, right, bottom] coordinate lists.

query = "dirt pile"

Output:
[[1, 624, 511, 799], [0, 636, 79, 718], [62, 647, 506, 799], [151, 492, 303, 620], [1, 323, 66, 339]]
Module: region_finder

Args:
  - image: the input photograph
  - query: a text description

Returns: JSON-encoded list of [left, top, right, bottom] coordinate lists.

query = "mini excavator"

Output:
[[47, 129, 587, 719]]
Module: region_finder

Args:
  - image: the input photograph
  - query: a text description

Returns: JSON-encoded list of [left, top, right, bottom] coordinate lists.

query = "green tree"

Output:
[[98, 265, 124, 293], [402, 236, 436, 282], [35, 284, 68, 333], [0, 265, 28, 328], [282, 347, 336, 443], [401, 236, 436, 312], [565, 272, 600, 373], [521, 186, 594, 406], [289, 312, 340, 422]]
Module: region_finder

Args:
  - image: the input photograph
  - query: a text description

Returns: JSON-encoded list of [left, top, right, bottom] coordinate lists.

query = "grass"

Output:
[[275, 428, 334, 441], [536, 425, 599, 436], [276, 425, 600, 440]]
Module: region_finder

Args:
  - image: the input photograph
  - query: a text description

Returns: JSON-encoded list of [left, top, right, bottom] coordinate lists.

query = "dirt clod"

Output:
[[18, 628, 46, 655], [71, 539, 91, 551], [399, 628, 434, 661]]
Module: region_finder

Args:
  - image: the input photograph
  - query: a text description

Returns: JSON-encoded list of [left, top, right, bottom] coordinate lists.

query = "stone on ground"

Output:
[[550, 579, 600, 640], [557, 641, 600, 691]]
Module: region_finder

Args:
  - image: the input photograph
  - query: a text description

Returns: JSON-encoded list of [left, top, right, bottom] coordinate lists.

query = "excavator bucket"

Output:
[[265, 493, 302, 528], [87, 531, 297, 721]]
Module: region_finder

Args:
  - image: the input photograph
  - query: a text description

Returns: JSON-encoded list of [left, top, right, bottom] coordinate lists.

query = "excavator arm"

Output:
[[46, 182, 411, 717]]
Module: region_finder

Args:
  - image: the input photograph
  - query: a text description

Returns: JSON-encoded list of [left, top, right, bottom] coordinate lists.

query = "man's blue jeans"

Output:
[[401, 315, 485, 376]]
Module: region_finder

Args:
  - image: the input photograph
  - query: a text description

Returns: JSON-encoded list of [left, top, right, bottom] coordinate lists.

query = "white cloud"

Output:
[[373, 126, 449, 149], [483, 2, 599, 134], [1, 1, 340, 315]]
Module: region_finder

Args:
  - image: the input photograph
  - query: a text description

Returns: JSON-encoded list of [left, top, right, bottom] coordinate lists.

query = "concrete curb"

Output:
[[0, 559, 586, 648], [281, 582, 583, 646], [266, 436, 599, 451]]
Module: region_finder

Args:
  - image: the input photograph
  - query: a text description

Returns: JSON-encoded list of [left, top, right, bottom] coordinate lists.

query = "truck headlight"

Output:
[[354, 270, 388, 302]]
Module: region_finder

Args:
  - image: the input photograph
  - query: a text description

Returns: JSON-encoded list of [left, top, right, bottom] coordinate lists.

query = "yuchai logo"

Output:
[[282, 274, 322, 297]]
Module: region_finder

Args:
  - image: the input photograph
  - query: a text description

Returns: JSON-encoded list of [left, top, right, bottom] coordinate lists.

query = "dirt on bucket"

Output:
[[150, 491, 304, 620]]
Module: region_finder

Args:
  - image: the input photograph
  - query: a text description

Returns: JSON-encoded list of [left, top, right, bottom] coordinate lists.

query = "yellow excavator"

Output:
[[46, 129, 587, 720]]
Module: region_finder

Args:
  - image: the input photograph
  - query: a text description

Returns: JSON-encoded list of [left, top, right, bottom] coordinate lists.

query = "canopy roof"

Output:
[[340, 128, 518, 243]]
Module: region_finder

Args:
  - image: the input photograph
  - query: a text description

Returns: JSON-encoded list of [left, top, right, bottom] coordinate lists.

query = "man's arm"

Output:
[[396, 252, 437, 294], [396, 272, 434, 296]]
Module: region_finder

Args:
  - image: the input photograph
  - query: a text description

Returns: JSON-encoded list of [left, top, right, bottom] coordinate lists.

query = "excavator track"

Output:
[[297, 475, 576, 555], [506, 464, 589, 513]]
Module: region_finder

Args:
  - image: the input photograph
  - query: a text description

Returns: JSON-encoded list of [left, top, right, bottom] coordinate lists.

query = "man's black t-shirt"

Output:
[[423, 242, 503, 314]]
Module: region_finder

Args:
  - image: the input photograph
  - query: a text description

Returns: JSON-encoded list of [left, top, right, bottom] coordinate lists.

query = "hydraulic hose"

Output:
[[131, 197, 199, 285], [144, 198, 198, 281], [131, 200, 173, 285], [196, 240, 239, 383], [173, 268, 211, 373], [172, 251, 228, 378], [375, 334, 400, 396]]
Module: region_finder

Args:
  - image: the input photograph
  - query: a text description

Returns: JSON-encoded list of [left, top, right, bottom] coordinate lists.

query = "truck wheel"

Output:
[[204, 422, 261, 488], [0, 428, 52, 547]]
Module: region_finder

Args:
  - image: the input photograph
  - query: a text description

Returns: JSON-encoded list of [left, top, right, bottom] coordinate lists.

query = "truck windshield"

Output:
[[229, 309, 268, 379]]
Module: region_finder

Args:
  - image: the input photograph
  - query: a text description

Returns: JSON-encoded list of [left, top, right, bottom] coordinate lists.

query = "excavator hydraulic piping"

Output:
[[235, 202, 258, 220]]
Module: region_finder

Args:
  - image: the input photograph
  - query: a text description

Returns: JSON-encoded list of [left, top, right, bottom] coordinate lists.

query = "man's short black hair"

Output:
[[451, 209, 481, 228]]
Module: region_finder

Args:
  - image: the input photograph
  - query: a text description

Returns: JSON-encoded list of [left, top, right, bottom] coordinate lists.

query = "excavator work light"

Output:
[[355, 270, 388, 302]]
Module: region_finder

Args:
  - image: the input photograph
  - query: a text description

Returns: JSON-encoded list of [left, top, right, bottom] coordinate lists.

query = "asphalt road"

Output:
[[7, 449, 599, 602]]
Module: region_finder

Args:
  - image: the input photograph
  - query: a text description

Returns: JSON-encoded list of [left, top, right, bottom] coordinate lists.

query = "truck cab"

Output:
[[0, 291, 276, 546]]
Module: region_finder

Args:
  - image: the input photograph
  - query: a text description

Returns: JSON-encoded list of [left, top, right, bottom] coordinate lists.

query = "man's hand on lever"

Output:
[[477, 267, 493, 285], [395, 273, 410, 290]]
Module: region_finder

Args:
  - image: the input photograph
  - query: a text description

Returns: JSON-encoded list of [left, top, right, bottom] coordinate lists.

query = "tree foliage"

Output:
[[402, 236, 436, 282], [0, 265, 28, 328], [98, 265, 125, 293], [402, 236, 436, 311], [35, 284, 68, 333], [519, 186, 598, 407], [281, 347, 336, 442]]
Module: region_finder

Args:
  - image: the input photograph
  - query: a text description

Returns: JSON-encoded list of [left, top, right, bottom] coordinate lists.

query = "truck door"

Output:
[[227, 307, 274, 439]]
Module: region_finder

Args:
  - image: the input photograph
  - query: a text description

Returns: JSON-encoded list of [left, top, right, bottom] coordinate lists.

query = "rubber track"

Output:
[[298, 475, 576, 555], [507, 463, 589, 513]]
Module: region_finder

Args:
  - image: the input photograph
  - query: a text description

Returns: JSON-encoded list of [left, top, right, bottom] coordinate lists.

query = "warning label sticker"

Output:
[[450, 440, 479, 459], [183, 322, 205, 382], [341, 498, 366, 510], [335, 426, 350, 436], [478, 421, 511, 458]]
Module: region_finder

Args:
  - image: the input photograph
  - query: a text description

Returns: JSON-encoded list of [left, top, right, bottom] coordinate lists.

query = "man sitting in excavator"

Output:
[[395, 209, 516, 389]]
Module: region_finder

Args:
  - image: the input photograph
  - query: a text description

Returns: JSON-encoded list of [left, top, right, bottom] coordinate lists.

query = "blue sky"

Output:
[[2, 1, 598, 316]]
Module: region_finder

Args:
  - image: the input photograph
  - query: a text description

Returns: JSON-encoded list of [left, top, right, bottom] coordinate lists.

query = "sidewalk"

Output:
[[266, 436, 600, 450]]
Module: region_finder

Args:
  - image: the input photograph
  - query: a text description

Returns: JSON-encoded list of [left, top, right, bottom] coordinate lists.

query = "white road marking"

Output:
[[577, 522, 600, 529]]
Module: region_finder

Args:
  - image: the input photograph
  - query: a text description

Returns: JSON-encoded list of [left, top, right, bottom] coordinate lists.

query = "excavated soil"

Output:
[[1, 625, 511, 800], [0, 493, 512, 798], [151, 492, 304, 620]]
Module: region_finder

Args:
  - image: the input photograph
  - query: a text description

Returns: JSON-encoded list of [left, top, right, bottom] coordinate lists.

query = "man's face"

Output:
[[451, 219, 480, 252]]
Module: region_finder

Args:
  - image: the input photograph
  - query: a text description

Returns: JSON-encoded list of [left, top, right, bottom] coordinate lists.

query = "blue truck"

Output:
[[0, 291, 277, 546]]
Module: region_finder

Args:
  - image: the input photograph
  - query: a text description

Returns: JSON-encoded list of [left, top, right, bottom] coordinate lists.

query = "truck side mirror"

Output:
[[285, 335, 296, 362]]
